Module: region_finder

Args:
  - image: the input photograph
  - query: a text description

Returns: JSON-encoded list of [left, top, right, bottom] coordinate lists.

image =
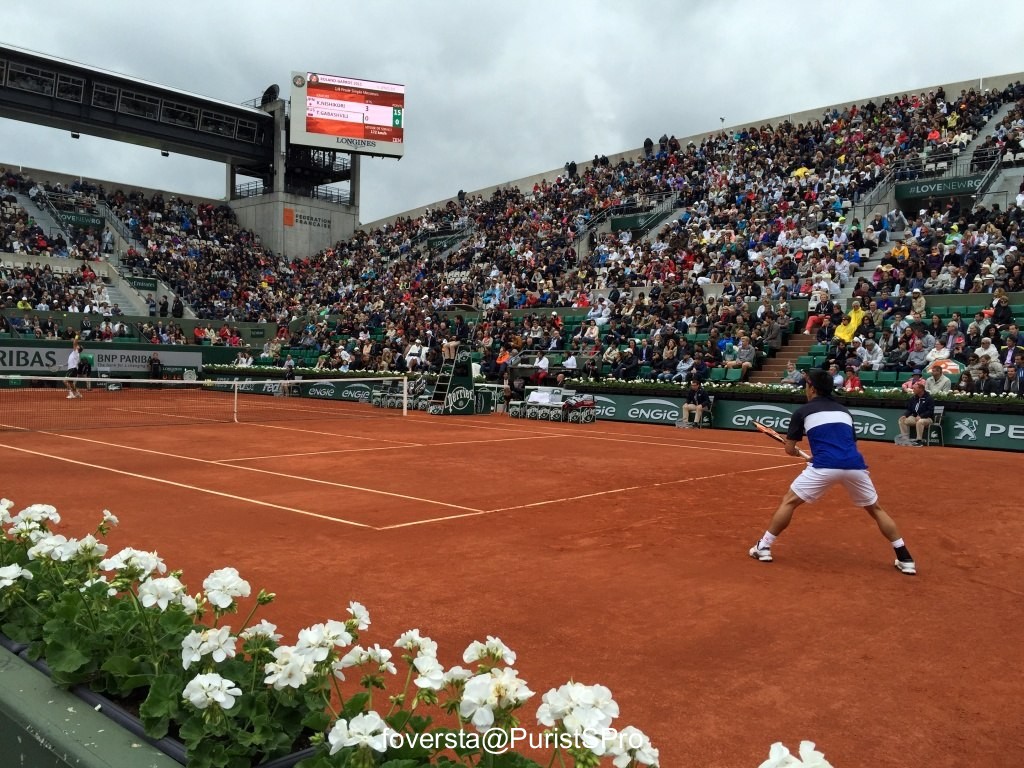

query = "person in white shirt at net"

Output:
[[64, 340, 83, 399]]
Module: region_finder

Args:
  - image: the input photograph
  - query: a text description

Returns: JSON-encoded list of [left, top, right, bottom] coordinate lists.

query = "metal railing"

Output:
[[975, 154, 1004, 198], [232, 182, 352, 205], [99, 201, 137, 245], [232, 181, 267, 199]]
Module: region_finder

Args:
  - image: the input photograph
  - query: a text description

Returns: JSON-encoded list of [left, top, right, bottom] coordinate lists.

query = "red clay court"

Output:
[[1, 394, 1021, 767]]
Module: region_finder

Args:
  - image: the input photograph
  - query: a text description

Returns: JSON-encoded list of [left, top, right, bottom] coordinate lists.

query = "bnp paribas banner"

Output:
[[711, 399, 1024, 451], [0, 344, 202, 374]]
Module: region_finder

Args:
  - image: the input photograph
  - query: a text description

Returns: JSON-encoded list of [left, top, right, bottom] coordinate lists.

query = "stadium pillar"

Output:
[[350, 153, 360, 211]]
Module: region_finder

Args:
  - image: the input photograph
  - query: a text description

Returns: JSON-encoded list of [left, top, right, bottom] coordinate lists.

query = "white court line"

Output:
[[218, 433, 565, 462], [216, 445, 417, 462], [376, 461, 799, 530], [237, 417, 782, 460], [242, 422, 420, 446], [0, 442, 374, 528], [243, 417, 785, 459], [110, 407, 226, 423], [357, 410, 796, 453], [28, 431, 484, 515]]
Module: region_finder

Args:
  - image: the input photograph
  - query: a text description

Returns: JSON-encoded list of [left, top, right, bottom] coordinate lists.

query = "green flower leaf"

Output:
[[44, 643, 89, 675], [139, 672, 182, 739]]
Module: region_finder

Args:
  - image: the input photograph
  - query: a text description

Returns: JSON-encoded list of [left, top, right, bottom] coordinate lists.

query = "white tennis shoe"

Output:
[[748, 544, 773, 562], [894, 559, 917, 575]]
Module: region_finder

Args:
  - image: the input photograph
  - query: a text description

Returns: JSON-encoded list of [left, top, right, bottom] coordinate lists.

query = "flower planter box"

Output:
[[0, 645, 181, 768], [2, 645, 315, 768]]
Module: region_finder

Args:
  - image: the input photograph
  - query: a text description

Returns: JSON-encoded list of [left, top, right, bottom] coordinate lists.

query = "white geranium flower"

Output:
[[347, 601, 370, 630], [443, 665, 472, 685], [0, 564, 33, 590], [797, 741, 832, 767], [0, 498, 13, 524], [770, 741, 832, 768], [264, 645, 315, 690], [459, 673, 497, 731], [294, 623, 340, 663], [240, 620, 282, 642], [332, 644, 397, 680], [758, 742, 797, 767], [202, 567, 251, 609], [101, 510, 119, 527], [182, 673, 242, 711], [181, 626, 237, 669], [537, 682, 618, 731], [9, 520, 42, 541], [412, 654, 445, 691], [327, 711, 393, 754], [179, 594, 199, 615], [323, 620, 354, 648], [12, 504, 60, 527], [27, 534, 74, 562], [463, 636, 516, 666], [396, 628, 438, 658], [604, 725, 659, 768], [459, 668, 534, 732], [100, 548, 166, 578], [75, 534, 108, 558], [138, 576, 185, 611]]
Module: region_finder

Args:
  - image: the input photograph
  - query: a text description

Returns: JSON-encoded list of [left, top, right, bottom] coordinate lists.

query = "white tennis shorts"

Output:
[[790, 466, 878, 507]]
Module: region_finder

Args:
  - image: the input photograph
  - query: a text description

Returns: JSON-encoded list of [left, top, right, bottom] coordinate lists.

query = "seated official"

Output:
[[679, 379, 712, 428], [897, 381, 934, 446]]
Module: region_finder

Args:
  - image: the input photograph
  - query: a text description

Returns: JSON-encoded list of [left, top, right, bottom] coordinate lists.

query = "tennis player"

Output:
[[64, 340, 83, 399], [748, 368, 916, 575]]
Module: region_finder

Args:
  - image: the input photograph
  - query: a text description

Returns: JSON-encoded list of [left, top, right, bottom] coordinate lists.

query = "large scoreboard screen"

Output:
[[289, 71, 404, 158]]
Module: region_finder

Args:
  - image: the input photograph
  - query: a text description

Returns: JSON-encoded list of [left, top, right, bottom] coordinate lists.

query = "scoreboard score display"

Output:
[[290, 71, 405, 158]]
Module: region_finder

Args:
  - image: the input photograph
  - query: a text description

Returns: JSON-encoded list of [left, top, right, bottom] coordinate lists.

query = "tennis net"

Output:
[[0, 375, 409, 432]]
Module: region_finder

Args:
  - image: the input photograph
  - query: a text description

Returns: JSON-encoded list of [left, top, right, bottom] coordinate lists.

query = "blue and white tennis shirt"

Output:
[[785, 397, 868, 470]]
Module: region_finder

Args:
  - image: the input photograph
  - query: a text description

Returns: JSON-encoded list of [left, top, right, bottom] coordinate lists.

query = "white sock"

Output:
[[759, 531, 777, 548], [891, 538, 904, 549]]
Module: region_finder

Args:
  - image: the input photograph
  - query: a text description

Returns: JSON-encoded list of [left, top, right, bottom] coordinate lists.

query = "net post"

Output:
[[401, 376, 408, 416], [233, 379, 239, 423]]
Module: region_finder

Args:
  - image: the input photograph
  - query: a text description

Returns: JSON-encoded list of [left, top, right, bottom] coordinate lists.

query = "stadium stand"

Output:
[[3, 80, 1024, 392]]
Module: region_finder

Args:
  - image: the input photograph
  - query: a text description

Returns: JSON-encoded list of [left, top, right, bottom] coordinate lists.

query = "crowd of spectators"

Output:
[[3, 81, 1024, 388]]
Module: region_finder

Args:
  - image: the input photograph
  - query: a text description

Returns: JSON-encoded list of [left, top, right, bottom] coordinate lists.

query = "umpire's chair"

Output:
[[698, 395, 715, 429], [924, 405, 945, 447]]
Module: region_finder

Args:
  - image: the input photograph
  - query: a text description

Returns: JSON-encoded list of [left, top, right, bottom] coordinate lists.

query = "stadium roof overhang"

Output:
[[0, 43, 275, 171]]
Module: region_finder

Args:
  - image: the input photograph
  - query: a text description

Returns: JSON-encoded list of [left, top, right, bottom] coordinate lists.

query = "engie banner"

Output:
[[712, 399, 1024, 451], [207, 376, 379, 403], [584, 392, 1024, 451]]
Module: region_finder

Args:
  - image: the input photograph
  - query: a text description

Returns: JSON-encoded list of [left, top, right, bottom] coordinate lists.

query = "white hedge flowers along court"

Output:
[[0, 498, 833, 767]]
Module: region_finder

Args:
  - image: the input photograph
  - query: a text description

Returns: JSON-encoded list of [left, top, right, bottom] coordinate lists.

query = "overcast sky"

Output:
[[2, 1, 1023, 225]]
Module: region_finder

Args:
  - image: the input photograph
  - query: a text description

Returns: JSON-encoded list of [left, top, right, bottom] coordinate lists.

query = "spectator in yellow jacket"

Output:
[[834, 315, 858, 344]]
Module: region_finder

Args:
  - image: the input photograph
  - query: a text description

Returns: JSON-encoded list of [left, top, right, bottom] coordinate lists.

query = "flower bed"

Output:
[[0, 498, 838, 767]]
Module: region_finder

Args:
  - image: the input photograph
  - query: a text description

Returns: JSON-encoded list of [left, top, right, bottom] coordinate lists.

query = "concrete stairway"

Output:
[[12, 191, 67, 240], [748, 333, 815, 384]]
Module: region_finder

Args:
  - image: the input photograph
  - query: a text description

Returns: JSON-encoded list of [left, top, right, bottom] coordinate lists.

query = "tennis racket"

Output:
[[753, 420, 811, 460]]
